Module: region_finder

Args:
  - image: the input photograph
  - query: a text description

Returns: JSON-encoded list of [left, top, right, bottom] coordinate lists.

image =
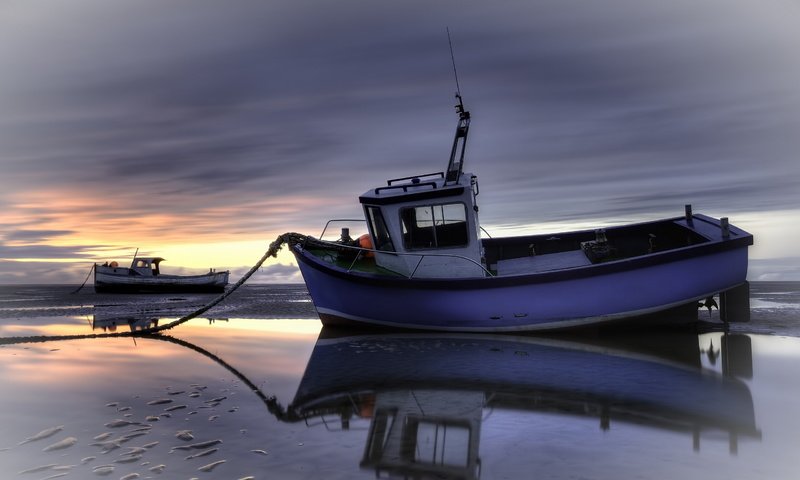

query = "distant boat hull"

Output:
[[292, 215, 752, 332], [94, 267, 228, 294]]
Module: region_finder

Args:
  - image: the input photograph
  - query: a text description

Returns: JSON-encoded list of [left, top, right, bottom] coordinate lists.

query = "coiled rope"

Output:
[[0, 232, 308, 345]]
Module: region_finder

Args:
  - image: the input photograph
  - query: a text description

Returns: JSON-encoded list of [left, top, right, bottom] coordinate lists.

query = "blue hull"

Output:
[[293, 215, 752, 331], [295, 246, 749, 331]]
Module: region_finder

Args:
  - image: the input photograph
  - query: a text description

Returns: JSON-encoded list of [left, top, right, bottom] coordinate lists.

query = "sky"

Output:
[[1, 0, 799, 284]]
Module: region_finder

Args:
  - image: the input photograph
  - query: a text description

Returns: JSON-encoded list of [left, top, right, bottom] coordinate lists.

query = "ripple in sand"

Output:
[[197, 460, 226, 472], [120, 432, 149, 442], [93, 433, 113, 441], [90, 440, 121, 453], [144, 416, 159, 422], [123, 447, 147, 455], [124, 426, 153, 434], [115, 454, 142, 464], [91, 464, 114, 476], [164, 405, 186, 412], [42, 437, 77, 452], [170, 439, 222, 452], [105, 419, 139, 428], [39, 473, 68, 480], [18, 464, 58, 474], [81, 456, 96, 464], [184, 447, 217, 460], [250, 449, 268, 456], [175, 430, 194, 442], [120, 473, 140, 480], [146, 398, 173, 406], [148, 464, 166, 473], [18, 425, 64, 445]]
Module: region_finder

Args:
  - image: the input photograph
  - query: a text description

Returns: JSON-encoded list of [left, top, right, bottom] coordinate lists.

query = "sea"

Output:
[[0, 282, 798, 479]]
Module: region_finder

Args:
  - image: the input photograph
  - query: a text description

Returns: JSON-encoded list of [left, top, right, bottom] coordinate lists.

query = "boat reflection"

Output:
[[91, 305, 226, 332], [277, 328, 760, 480]]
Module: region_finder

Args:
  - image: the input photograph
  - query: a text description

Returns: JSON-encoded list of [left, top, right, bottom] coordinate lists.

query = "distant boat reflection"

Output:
[[91, 305, 226, 332], [277, 329, 760, 480]]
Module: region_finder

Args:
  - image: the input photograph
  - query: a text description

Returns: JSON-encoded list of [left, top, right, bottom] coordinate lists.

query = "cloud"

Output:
[[1, 0, 799, 282], [3, 229, 75, 244]]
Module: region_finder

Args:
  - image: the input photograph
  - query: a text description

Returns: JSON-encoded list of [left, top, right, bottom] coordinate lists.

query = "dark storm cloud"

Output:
[[1, 0, 799, 281]]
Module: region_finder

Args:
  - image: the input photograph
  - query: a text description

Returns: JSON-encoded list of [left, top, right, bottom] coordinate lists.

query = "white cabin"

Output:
[[358, 171, 485, 278], [357, 94, 486, 278], [129, 257, 164, 276]]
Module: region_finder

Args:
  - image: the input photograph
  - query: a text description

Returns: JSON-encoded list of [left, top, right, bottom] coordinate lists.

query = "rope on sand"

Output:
[[0, 233, 308, 345]]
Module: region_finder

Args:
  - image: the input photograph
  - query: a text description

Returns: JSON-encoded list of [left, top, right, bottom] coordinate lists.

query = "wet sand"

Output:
[[1, 284, 799, 479]]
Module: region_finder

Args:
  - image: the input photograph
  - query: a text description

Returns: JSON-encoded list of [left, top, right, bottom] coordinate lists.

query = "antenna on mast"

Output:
[[445, 27, 470, 185], [447, 27, 462, 98]]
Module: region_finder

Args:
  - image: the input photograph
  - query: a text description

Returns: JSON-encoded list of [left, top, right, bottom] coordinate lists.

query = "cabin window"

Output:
[[401, 202, 468, 250], [408, 420, 471, 468], [365, 206, 395, 252], [135, 260, 147, 268]]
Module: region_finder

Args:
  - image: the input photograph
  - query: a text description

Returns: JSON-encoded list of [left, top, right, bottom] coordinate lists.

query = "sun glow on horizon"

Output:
[[0, 187, 326, 279]]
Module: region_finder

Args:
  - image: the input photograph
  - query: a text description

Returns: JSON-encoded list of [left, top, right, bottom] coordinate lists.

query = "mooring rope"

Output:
[[71, 264, 95, 294], [0, 232, 308, 345]]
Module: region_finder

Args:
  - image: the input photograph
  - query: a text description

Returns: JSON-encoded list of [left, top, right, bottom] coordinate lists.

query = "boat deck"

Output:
[[496, 250, 592, 276]]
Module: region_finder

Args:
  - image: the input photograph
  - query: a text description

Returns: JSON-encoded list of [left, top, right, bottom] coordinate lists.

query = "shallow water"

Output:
[[0, 283, 799, 479]]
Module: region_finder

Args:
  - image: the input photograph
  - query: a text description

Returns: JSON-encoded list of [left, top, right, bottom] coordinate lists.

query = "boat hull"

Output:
[[94, 268, 229, 294], [293, 238, 750, 332]]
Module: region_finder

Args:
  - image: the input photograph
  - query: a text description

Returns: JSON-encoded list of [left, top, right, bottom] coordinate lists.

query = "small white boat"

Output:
[[289, 95, 753, 331], [94, 256, 228, 293]]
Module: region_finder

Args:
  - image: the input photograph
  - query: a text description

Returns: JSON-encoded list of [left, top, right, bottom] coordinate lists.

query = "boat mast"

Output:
[[445, 28, 470, 185]]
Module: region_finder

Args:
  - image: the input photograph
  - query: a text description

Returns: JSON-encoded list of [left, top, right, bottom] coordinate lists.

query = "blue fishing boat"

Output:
[[290, 95, 753, 331]]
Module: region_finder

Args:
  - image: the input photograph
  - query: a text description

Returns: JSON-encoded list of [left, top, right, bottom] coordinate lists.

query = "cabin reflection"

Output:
[[362, 390, 483, 480], [91, 314, 160, 332], [279, 328, 760, 479]]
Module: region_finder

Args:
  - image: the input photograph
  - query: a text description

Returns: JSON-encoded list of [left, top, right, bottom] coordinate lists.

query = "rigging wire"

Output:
[[446, 27, 462, 97]]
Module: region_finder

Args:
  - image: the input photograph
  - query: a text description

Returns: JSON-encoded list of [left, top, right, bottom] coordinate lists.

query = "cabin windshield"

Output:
[[366, 206, 395, 252], [401, 202, 468, 250]]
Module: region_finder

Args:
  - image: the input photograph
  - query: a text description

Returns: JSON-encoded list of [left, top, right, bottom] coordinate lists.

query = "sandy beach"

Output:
[[1, 283, 799, 479]]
